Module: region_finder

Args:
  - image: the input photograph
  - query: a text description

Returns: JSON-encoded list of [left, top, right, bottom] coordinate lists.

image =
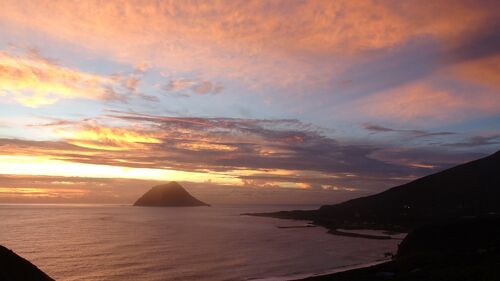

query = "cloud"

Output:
[[369, 147, 485, 172], [1, 112, 495, 200], [363, 125, 398, 133], [0, 50, 125, 107], [10, 112, 483, 185], [165, 78, 223, 95], [355, 83, 500, 123], [1, 0, 497, 91], [363, 124, 455, 138], [124, 76, 140, 93], [444, 134, 500, 147], [55, 123, 162, 151], [452, 54, 500, 88], [0, 113, 412, 190], [191, 81, 224, 95], [165, 79, 195, 92]]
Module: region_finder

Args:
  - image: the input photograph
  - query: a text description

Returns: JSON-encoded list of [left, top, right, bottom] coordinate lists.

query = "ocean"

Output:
[[0, 204, 402, 280]]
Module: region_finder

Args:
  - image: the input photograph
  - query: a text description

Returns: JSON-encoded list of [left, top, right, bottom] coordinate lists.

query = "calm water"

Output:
[[0, 204, 401, 280]]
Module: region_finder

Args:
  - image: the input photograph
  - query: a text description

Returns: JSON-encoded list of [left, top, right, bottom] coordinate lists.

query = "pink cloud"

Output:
[[1, 0, 495, 91], [355, 82, 500, 123], [452, 54, 500, 88]]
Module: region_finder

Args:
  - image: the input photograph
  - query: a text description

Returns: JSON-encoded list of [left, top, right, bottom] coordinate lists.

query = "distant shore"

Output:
[[250, 259, 390, 281]]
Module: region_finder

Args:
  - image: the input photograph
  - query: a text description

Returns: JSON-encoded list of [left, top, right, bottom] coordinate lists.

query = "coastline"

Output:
[[246, 220, 406, 281], [246, 217, 405, 280], [248, 259, 390, 281]]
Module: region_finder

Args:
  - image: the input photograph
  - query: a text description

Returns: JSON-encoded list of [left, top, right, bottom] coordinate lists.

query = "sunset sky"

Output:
[[0, 0, 499, 204]]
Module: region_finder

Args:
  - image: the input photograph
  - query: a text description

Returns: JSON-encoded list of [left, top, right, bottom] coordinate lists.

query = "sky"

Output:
[[0, 0, 499, 204]]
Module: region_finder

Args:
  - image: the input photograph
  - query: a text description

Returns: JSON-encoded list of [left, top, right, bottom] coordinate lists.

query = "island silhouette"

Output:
[[134, 181, 210, 207]]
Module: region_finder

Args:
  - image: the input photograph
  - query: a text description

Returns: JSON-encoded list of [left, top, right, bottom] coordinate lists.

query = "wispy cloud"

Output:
[[368, 147, 485, 173], [363, 124, 455, 138], [165, 78, 194, 92], [444, 134, 500, 147], [354, 83, 500, 123], [0, 50, 125, 107], [55, 123, 162, 151], [2, 0, 497, 91], [165, 78, 223, 96], [5, 112, 486, 191]]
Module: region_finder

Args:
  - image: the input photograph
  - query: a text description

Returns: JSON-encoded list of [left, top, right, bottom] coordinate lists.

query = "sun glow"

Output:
[[0, 155, 240, 184]]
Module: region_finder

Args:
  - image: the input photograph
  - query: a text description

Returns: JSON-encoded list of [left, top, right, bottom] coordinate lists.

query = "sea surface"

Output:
[[0, 204, 402, 281]]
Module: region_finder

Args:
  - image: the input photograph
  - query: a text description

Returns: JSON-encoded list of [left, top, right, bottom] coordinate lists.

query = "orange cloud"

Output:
[[51, 120, 244, 153], [0, 114, 404, 192], [1, 0, 494, 89], [453, 54, 500, 88], [175, 142, 237, 152], [0, 51, 122, 107], [410, 163, 435, 169], [296, 182, 312, 189], [56, 125, 162, 151]]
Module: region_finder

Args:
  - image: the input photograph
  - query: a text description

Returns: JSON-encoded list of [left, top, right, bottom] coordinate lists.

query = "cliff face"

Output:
[[134, 182, 210, 207], [0, 245, 54, 281]]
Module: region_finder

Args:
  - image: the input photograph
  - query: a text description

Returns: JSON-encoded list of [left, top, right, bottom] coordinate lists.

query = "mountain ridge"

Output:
[[249, 149, 500, 231]]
